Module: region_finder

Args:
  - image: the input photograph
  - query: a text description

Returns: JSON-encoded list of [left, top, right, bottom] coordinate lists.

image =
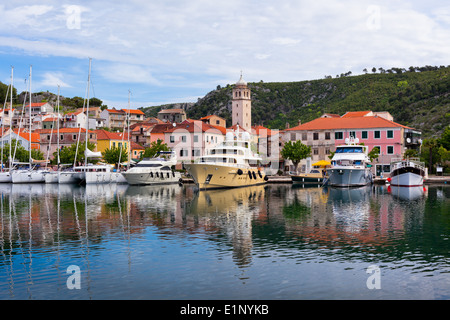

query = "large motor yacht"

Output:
[[326, 137, 373, 187], [184, 129, 267, 190], [121, 151, 181, 185]]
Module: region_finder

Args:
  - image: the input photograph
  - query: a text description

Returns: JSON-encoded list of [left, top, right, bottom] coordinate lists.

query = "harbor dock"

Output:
[[181, 175, 449, 185]]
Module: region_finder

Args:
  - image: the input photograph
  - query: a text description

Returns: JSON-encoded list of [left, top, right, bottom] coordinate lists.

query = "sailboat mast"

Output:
[[29, 65, 32, 169], [57, 85, 60, 169], [84, 58, 92, 167], [127, 90, 131, 170], [9, 67, 13, 169]]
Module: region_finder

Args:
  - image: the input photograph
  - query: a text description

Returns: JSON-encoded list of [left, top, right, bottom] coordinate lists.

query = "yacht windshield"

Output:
[[335, 147, 364, 153]]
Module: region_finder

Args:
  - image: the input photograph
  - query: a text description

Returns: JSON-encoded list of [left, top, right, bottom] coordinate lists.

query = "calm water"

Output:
[[0, 182, 449, 300]]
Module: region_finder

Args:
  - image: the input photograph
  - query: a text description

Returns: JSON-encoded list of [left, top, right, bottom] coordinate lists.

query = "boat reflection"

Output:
[[389, 185, 427, 201]]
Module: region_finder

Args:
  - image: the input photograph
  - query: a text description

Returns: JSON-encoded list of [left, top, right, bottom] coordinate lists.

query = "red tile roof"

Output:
[[285, 116, 413, 131], [252, 125, 274, 137], [122, 109, 145, 115], [94, 129, 123, 140], [341, 111, 372, 118], [150, 123, 177, 133], [166, 120, 225, 134]]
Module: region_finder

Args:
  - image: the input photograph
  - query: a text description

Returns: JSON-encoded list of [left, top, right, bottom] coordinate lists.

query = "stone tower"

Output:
[[232, 73, 251, 131]]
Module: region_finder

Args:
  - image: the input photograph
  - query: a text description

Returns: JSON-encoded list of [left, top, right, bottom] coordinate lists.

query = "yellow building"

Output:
[[94, 129, 130, 159]]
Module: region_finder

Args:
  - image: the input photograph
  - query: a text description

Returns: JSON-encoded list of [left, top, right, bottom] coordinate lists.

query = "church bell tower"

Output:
[[232, 73, 251, 131]]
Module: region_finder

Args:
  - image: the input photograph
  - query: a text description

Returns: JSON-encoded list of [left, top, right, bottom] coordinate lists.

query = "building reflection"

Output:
[[0, 181, 432, 276]]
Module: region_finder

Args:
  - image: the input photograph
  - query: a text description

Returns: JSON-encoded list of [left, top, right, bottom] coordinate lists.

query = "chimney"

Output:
[[285, 122, 290, 129], [298, 120, 301, 126]]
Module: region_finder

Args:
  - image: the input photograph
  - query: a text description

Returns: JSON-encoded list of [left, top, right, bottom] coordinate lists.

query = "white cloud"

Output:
[[0, 0, 449, 105], [99, 63, 160, 85], [40, 72, 72, 88]]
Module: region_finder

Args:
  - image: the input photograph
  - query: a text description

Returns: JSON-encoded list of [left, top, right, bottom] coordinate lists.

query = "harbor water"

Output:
[[0, 182, 449, 300]]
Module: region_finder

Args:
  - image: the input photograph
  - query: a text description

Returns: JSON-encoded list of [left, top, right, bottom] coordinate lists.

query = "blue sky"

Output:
[[0, 0, 449, 109]]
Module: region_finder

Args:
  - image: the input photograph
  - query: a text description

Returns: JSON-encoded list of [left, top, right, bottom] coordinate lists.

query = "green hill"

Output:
[[141, 66, 450, 138]]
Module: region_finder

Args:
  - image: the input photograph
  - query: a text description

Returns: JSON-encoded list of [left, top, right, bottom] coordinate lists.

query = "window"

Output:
[[302, 133, 307, 141], [362, 131, 368, 139], [216, 120, 220, 125], [325, 132, 331, 140], [313, 132, 319, 140], [194, 135, 198, 143], [373, 146, 381, 153], [73, 134, 77, 140], [313, 148, 319, 155], [170, 136, 175, 143], [349, 131, 356, 138], [291, 133, 296, 140], [387, 130, 394, 139], [387, 146, 394, 154], [374, 131, 381, 139], [325, 148, 330, 155], [47, 135, 51, 140], [335, 132, 343, 140], [181, 135, 186, 142]]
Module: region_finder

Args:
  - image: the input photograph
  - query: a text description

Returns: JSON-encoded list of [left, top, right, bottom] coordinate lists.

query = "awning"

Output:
[[312, 160, 331, 167]]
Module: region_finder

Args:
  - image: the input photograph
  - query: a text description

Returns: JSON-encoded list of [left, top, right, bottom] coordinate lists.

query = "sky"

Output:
[[0, 0, 449, 109]]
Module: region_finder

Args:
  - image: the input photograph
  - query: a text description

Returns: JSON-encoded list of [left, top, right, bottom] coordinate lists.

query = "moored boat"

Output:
[[389, 158, 425, 187], [326, 137, 373, 187], [121, 151, 181, 185], [184, 129, 267, 190], [291, 170, 324, 184]]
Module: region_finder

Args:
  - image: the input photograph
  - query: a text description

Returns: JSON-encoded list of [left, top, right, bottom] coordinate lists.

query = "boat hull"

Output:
[[185, 163, 267, 190], [11, 170, 47, 183], [291, 174, 323, 184], [122, 171, 181, 185], [59, 171, 82, 184], [326, 167, 372, 187], [0, 172, 12, 183], [45, 172, 59, 183], [390, 172, 423, 187]]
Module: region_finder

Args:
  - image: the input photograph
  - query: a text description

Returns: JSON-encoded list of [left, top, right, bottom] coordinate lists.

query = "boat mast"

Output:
[[28, 65, 32, 170], [56, 85, 60, 170], [84, 58, 92, 167], [9, 67, 13, 170]]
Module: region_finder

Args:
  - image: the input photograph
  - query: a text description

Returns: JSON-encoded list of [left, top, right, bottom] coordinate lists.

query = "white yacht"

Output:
[[326, 137, 373, 187], [389, 158, 425, 187], [121, 151, 181, 185], [184, 129, 267, 190]]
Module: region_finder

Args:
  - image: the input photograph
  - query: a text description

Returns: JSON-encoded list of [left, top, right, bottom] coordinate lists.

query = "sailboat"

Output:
[[71, 58, 123, 184], [11, 66, 49, 183], [45, 85, 61, 183], [0, 67, 14, 183]]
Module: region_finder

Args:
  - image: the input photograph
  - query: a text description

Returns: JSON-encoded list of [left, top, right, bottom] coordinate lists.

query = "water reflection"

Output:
[[0, 182, 449, 299]]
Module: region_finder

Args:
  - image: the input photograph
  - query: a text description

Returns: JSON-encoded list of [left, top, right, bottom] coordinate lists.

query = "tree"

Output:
[[102, 146, 128, 167], [368, 147, 380, 162], [281, 140, 311, 172], [421, 138, 439, 173], [142, 139, 170, 159], [54, 141, 97, 166], [439, 126, 450, 150], [1, 139, 44, 167]]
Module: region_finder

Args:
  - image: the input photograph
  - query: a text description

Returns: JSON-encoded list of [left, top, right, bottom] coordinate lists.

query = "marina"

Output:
[[0, 181, 448, 300]]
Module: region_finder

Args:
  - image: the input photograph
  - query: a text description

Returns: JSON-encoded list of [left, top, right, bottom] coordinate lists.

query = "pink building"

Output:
[[284, 113, 421, 176]]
